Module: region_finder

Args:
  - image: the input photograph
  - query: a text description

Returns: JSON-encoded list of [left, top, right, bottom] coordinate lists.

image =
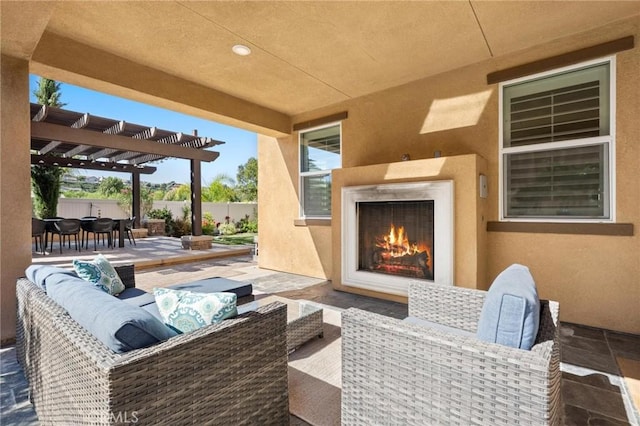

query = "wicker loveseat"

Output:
[[16, 264, 290, 425], [342, 282, 562, 425]]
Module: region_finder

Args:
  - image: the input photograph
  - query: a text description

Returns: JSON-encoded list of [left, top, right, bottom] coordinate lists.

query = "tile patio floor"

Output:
[[2, 238, 639, 425]]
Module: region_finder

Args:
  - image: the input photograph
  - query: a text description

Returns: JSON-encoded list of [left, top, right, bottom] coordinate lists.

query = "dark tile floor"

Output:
[[2, 255, 639, 425]]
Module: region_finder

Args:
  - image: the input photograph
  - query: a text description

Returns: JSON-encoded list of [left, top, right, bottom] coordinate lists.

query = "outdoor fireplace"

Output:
[[358, 201, 434, 280], [342, 181, 453, 296]]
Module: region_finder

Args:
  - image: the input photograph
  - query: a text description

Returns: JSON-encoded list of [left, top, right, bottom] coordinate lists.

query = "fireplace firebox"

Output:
[[342, 181, 453, 296], [358, 201, 434, 280]]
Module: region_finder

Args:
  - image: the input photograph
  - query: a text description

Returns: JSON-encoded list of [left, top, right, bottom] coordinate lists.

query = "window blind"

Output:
[[302, 175, 332, 217], [505, 144, 607, 218], [503, 62, 610, 147], [509, 81, 601, 146]]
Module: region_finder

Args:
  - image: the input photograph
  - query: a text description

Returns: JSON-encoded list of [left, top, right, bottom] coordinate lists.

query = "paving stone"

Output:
[[607, 332, 640, 361], [562, 343, 621, 375], [563, 322, 608, 341], [562, 333, 614, 355], [564, 404, 630, 426], [563, 379, 630, 422], [562, 371, 623, 393]]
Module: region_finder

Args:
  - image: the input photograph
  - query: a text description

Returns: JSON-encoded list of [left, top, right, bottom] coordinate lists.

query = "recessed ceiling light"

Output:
[[232, 44, 251, 56]]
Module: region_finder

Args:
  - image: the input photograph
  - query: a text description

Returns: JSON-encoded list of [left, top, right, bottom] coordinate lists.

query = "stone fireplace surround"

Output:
[[331, 154, 488, 303]]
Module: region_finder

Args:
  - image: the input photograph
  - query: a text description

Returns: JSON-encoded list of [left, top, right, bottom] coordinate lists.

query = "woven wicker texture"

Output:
[[342, 282, 562, 425], [16, 274, 290, 425], [114, 264, 136, 289], [287, 308, 324, 352], [254, 296, 324, 352]]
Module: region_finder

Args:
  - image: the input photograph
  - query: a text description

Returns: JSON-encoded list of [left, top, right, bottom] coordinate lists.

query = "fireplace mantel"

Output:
[[331, 154, 488, 302]]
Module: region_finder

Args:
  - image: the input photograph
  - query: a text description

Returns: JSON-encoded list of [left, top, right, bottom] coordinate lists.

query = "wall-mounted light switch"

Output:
[[479, 174, 488, 198]]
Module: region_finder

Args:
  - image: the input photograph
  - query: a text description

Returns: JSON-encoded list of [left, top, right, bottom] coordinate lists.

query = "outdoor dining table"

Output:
[[43, 218, 128, 250]]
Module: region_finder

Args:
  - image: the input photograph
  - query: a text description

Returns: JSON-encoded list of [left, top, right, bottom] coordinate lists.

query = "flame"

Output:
[[375, 224, 427, 257]]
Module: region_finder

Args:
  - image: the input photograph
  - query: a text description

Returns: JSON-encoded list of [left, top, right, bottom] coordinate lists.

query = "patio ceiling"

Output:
[[2, 2, 640, 134], [30, 103, 224, 175]]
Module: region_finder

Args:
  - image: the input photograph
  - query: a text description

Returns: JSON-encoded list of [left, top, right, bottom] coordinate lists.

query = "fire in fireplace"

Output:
[[358, 201, 434, 280]]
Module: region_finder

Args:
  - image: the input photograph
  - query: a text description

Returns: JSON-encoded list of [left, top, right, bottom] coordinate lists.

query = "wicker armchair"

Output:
[[16, 265, 290, 425], [341, 282, 562, 426]]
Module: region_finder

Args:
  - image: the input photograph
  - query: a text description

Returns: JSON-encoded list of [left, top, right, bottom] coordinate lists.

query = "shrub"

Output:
[[202, 212, 218, 235], [172, 218, 192, 237], [147, 207, 175, 236], [235, 214, 258, 233], [218, 222, 237, 235]]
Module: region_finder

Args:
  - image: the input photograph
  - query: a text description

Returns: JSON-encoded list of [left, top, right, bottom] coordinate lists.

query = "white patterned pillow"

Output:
[[72, 254, 125, 296], [153, 288, 237, 333]]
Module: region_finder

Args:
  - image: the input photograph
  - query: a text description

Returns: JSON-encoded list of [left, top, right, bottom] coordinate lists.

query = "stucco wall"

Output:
[[1, 55, 32, 343], [258, 134, 332, 279], [259, 16, 639, 333]]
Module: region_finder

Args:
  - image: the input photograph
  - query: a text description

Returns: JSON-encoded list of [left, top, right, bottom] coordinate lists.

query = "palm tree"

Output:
[[31, 77, 66, 218], [202, 174, 239, 202]]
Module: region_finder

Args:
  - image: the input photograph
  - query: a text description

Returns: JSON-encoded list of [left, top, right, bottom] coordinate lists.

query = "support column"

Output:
[[190, 159, 202, 236], [132, 172, 140, 227], [1, 55, 31, 343]]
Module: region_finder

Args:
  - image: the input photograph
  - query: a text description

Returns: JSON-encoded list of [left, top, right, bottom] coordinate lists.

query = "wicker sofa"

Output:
[[16, 264, 290, 425], [341, 282, 562, 425]]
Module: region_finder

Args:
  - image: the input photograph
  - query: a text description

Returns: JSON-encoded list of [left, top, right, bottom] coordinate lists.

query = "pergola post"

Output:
[[132, 172, 141, 227], [190, 159, 202, 236]]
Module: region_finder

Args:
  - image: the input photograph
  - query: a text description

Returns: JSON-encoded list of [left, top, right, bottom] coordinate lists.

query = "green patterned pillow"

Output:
[[72, 254, 126, 296], [153, 288, 238, 333]]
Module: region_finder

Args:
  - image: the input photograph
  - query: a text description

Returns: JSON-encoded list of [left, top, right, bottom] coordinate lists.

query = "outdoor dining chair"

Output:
[[50, 219, 82, 254], [43, 217, 64, 251], [86, 218, 115, 251], [31, 218, 46, 255], [112, 217, 136, 246], [80, 216, 98, 249]]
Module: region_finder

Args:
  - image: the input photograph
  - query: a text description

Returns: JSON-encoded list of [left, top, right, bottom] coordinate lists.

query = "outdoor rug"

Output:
[[288, 303, 343, 426]]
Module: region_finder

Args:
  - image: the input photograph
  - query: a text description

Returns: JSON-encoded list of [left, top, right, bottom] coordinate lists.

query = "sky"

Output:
[[29, 75, 257, 185]]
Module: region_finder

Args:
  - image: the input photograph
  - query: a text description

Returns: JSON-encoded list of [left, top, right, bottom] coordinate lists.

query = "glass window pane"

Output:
[[505, 144, 608, 218], [302, 174, 332, 217], [503, 62, 610, 148], [300, 124, 341, 172]]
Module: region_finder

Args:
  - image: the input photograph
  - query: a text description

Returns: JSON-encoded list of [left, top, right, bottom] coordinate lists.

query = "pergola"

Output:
[[30, 102, 225, 235]]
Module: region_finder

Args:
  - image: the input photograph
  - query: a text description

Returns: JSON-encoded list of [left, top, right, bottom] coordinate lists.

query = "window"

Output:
[[500, 58, 615, 221], [299, 123, 341, 218]]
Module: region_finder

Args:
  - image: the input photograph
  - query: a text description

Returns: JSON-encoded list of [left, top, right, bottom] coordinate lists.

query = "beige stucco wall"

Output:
[[259, 16, 640, 333], [1, 55, 32, 343], [258, 134, 332, 279]]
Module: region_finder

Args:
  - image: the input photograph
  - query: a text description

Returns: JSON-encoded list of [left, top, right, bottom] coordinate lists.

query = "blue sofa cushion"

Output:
[[26, 264, 78, 291], [168, 277, 252, 299], [154, 288, 237, 334], [46, 276, 177, 353], [476, 264, 540, 350], [118, 288, 156, 307]]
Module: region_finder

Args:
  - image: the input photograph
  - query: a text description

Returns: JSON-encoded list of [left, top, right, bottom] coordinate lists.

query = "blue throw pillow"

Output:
[[154, 288, 237, 333], [73, 254, 125, 295], [476, 264, 540, 350]]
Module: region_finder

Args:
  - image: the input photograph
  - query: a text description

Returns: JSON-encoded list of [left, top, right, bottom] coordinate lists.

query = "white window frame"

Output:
[[498, 56, 616, 223], [298, 121, 342, 219]]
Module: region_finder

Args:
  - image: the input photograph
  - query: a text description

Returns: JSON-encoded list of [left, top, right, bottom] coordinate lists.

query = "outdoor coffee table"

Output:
[[239, 295, 323, 352]]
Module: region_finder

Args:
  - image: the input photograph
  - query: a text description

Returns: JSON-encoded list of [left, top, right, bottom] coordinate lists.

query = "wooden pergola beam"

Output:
[[32, 121, 218, 162], [31, 154, 156, 174]]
